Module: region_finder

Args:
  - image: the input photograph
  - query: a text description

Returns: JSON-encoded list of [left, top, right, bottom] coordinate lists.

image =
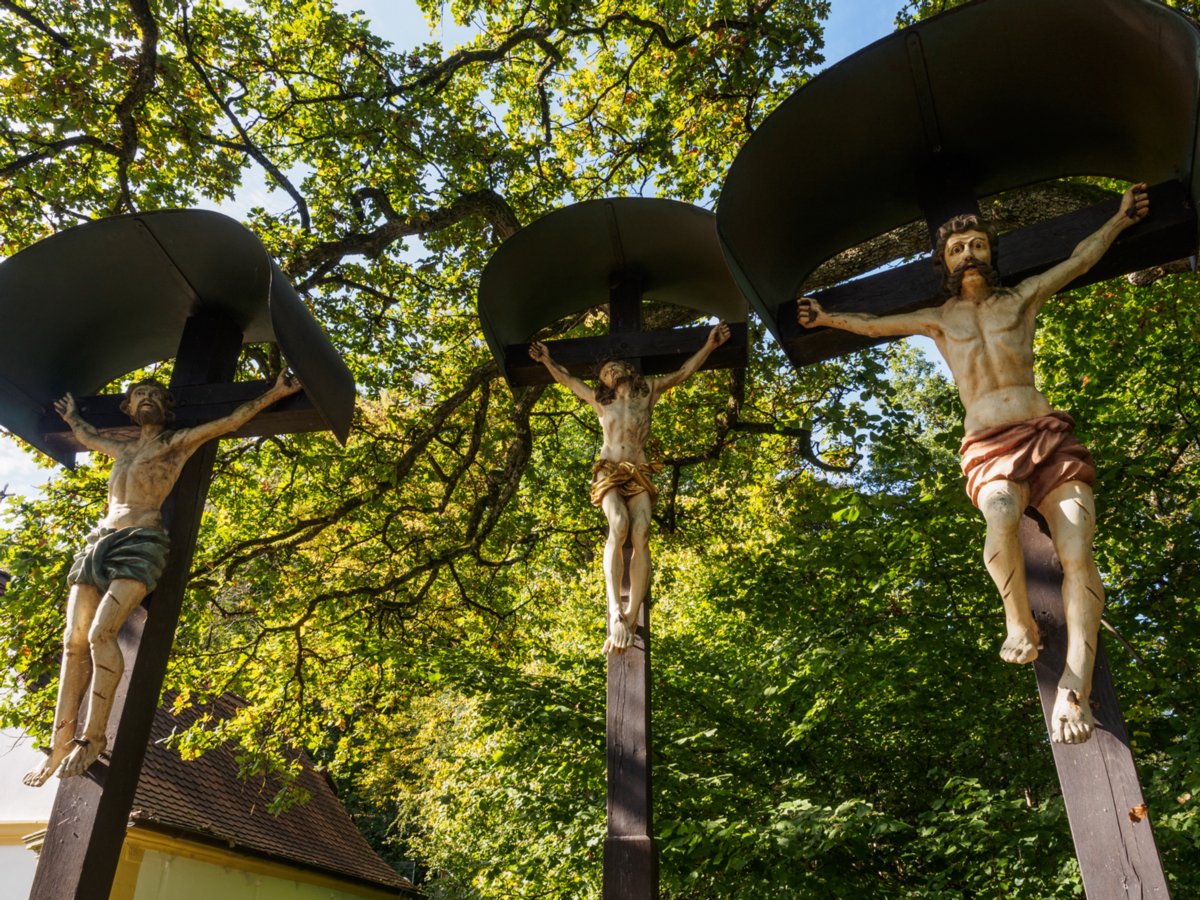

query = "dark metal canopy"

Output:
[[478, 198, 748, 387], [0, 209, 355, 465], [718, 0, 1200, 362]]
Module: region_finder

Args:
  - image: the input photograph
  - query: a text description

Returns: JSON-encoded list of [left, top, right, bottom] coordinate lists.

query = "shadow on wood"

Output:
[[604, 540, 658, 900], [1021, 514, 1169, 899]]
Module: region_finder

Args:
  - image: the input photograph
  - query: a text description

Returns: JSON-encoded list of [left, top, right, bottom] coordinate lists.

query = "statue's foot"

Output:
[[999, 622, 1040, 664], [59, 736, 107, 778], [22, 744, 73, 787], [1051, 688, 1094, 744], [603, 614, 635, 655]]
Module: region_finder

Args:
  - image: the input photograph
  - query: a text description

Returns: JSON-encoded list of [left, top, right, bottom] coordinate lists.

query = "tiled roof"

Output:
[[130, 693, 416, 896]]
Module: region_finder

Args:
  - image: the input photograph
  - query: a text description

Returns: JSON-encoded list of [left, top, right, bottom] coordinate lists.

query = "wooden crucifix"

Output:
[[716, 1, 1198, 895], [479, 197, 748, 900], [0, 210, 354, 900]]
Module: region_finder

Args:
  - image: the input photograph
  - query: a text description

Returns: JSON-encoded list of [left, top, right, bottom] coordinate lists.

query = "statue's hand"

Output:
[[796, 297, 825, 327], [706, 321, 731, 349], [529, 341, 550, 364], [54, 393, 77, 422], [274, 369, 302, 396], [1120, 182, 1149, 223]]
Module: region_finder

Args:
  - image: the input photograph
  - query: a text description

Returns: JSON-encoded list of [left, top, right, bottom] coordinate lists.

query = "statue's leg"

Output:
[[622, 491, 654, 634], [59, 577, 150, 777], [600, 491, 634, 655], [977, 479, 1039, 664], [23, 583, 101, 786], [1037, 479, 1103, 744]]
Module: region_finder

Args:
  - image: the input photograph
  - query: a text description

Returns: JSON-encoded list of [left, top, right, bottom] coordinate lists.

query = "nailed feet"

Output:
[[59, 736, 108, 778], [603, 611, 635, 655], [1051, 687, 1094, 744], [999, 621, 1041, 664], [22, 742, 74, 787]]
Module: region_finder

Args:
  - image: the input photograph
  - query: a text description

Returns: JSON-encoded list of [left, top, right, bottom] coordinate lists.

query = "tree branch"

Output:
[[291, 188, 521, 280], [0, 0, 72, 50], [0, 135, 120, 178], [112, 0, 160, 212]]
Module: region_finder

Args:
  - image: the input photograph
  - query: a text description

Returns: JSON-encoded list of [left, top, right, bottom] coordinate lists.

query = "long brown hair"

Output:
[[593, 361, 649, 406]]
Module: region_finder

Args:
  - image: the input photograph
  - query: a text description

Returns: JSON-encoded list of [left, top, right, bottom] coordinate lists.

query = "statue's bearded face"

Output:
[[599, 360, 637, 388], [123, 383, 173, 426], [942, 229, 1000, 296], [595, 360, 648, 405]]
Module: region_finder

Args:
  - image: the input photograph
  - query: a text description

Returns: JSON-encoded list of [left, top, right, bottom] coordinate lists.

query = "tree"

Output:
[[3, 1, 1200, 896]]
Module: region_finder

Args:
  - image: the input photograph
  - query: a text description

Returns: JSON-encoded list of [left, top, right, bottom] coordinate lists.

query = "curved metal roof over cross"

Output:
[[0, 209, 355, 465], [477, 197, 748, 387]]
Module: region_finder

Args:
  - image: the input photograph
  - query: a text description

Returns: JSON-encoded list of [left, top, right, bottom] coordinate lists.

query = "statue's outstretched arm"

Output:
[[797, 297, 943, 340], [1021, 182, 1149, 314], [529, 341, 600, 412], [54, 393, 126, 457], [173, 370, 301, 452], [651, 321, 731, 398]]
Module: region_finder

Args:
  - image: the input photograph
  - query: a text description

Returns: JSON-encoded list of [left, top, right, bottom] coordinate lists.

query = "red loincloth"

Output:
[[959, 411, 1096, 509]]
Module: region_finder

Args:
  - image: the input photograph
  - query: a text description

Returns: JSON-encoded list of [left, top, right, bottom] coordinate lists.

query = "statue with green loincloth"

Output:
[[24, 372, 301, 785]]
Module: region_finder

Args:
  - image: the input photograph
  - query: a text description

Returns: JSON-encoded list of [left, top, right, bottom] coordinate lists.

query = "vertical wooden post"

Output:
[[604, 540, 657, 900], [602, 267, 658, 898], [30, 313, 243, 900], [1021, 515, 1169, 899]]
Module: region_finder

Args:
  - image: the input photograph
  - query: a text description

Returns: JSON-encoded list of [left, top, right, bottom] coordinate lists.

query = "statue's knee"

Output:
[[630, 518, 651, 544], [608, 516, 630, 544], [1056, 541, 1096, 574], [982, 488, 1023, 532], [63, 625, 89, 656], [87, 621, 118, 649]]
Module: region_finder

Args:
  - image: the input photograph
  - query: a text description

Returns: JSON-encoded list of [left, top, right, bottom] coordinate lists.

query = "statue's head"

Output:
[[120, 378, 175, 426], [934, 214, 1001, 296], [594, 359, 649, 406]]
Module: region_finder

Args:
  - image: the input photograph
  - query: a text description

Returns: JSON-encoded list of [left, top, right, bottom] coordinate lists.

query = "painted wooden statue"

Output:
[[24, 372, 301, 785], [530, 323, 730, 654], [798, 183, 1149, 743]]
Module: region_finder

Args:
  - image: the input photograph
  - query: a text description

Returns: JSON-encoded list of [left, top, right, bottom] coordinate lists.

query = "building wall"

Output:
[[0, 726, 57, 898], [122, 830, 399, 900]]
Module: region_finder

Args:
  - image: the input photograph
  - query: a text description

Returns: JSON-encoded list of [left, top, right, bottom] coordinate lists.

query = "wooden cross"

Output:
[[528, 272, 737, 900], [27, 312, 340, 900], [478, 197, 750, 900], [790, 186, 1174, 899]]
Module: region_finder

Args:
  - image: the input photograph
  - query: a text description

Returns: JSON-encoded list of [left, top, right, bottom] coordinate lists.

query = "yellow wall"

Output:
[[118, 828, 403, 900]]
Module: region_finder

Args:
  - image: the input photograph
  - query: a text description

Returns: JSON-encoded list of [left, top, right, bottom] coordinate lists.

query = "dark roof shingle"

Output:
[[130, 693, 415, 896]]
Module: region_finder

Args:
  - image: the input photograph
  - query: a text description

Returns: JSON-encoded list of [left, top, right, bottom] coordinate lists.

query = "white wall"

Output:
[[0, 727, 56, 899]]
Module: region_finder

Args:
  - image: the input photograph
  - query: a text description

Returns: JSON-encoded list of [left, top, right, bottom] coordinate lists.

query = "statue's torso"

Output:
[[100, 432, 188, 529], [935, 289, 1053, 434], [597, 390, 652, 464]]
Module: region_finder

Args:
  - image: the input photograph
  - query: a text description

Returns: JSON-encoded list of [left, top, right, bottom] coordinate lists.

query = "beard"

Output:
[[132, 402, 168, 426], [614, 373, 647, 393], [946, 258, 1002, 296], [596, 371, 649, 405]]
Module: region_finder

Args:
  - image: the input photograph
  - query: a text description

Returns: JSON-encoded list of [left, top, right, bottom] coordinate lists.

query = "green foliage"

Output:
[[3, 1, 1200, 897]]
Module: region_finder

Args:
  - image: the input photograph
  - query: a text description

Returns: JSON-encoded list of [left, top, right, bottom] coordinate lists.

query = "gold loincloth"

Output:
[[959, 411, 1096, 509], [590, 459, 662, 507]]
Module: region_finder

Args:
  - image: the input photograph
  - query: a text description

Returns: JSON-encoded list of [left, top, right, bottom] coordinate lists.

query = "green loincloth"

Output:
[[67, 526, 171, 594]]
